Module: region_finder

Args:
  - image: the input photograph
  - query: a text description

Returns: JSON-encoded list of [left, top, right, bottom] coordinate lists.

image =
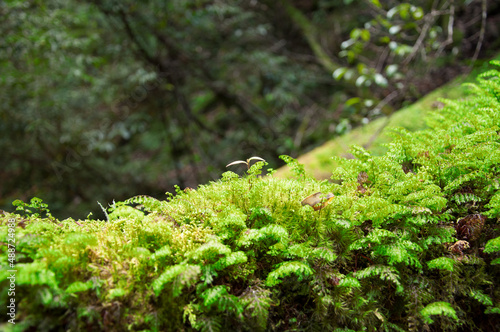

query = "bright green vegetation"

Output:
[[1, 64, 500, 331], [276, 55, 500, 180]]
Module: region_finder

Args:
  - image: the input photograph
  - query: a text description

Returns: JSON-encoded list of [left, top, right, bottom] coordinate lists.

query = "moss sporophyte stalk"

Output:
[[1, 62, 500, 331]]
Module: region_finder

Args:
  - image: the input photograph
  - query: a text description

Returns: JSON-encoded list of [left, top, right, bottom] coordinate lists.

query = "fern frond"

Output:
[[484, 236, 500, 254], [350, 227, 395, 251], [485, 191, 500, 218], [151, 245, 172, 261], [373, 240, 423, 268], [349, 144, 372, 162], [312, 247, 338, 263], [285, 243, 312, 259], [201, 285, 229, 308], [444, 170, 481, 193], [259, 224, 290, 244], [124, 195, 166, 211], [355, 265, 401, 289], [200, 285, 244, 316], [152, 264, 201, 296], [451, 193, 482, 205], [420, 301, 458, 324], [427, 257, 456, 272], [212, 251, 248, 270], [65, 280, 93, 293], [265, 261, 313, 287], [15, 262, 59, 288], [279, 155, 308, 178], [420, 226, 456, 249], [469, 289, 493, 306], [198, 316, 223, 332], [211, 208, 247, 240], [485, 306, 500, 315], [188, 241, 232, 262], [236, 224, 290, 250], [338, 276, 361, 289], [240, 286, 272, 331]]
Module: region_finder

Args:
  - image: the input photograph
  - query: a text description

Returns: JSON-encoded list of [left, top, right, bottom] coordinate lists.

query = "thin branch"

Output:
[[402, 11, 436, 66], [375, 46, 390, 74], [375, 90, 399, 113], [95, 4, 225, 138], [471, 0, 487, 64], [130, 12, 272, 129], [436, 1, 455, 58], [116, 9, 157, 66]]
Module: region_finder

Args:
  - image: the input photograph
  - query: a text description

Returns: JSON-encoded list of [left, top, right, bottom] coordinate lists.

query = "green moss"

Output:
[[1, 61, 500, 331]]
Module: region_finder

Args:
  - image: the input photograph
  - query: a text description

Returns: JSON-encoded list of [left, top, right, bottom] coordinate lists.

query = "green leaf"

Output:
[[345, 97, 361, 106], [355, 75, 369, 87], [333, 67, 348, 81], [389, 25, 401, 35], [374, 73, 388, 87], [386, 64, 399, 77], [360, 29, 370, 42], [411, 6, 424, 20], [350, 28, 361, 40]]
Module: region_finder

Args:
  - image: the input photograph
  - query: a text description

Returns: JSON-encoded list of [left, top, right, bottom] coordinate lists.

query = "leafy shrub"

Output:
[[1, 62, 500, 331]]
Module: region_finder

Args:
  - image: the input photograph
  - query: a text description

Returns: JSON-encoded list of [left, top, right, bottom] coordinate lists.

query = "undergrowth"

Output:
[[1, 62, 500, 331]]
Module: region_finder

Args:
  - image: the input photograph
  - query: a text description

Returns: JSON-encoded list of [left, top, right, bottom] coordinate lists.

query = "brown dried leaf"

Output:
[[357, 171, 369, 185], [301, 192, 334, 211], [456, 214, 486, 241]]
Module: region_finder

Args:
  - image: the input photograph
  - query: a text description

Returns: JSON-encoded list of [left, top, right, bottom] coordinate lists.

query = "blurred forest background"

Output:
[[2, 0, 500, 219]]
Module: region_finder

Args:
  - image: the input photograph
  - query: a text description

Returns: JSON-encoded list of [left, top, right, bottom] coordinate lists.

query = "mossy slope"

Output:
[[1, 63, 500, 332], [276, 56, 500, 180]]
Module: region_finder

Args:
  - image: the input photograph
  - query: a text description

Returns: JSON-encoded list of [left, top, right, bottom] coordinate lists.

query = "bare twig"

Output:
[[402, 11, 436, 66], [374, 90, 399, 115], [471, 0, 487, 64], [436, 1, 455, 58], [402, 0, 454, 66]]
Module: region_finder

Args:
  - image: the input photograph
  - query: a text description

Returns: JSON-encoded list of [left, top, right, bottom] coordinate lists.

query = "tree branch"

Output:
[[471, 0, 487, 64]]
